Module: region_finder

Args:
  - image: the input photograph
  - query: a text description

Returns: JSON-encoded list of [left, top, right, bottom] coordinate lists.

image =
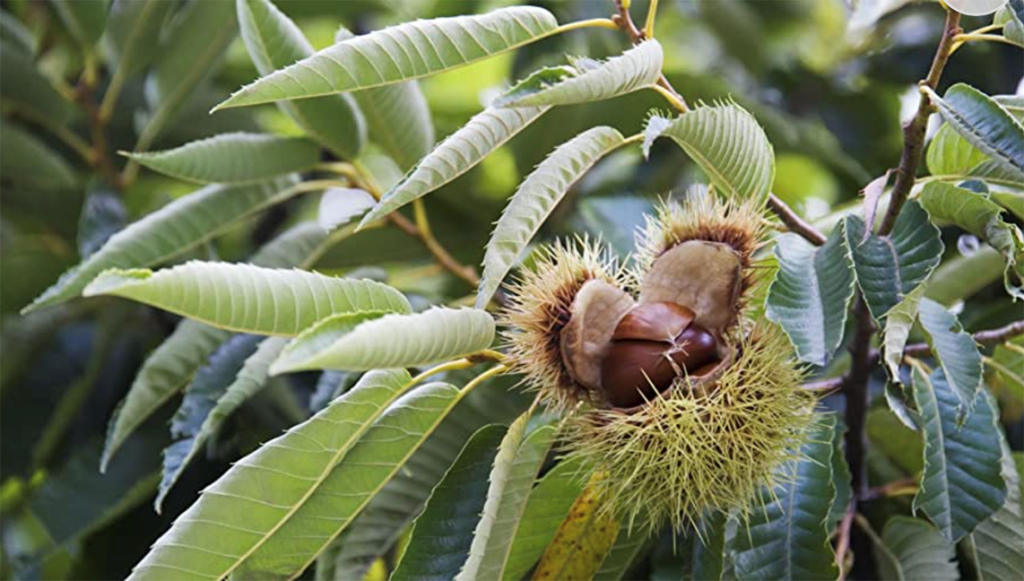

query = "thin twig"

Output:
[[802, 376, 845, 393], [877, 9, 961, 236], [767, 193, 828, 246], [76, 65, 125, 191], [862, 475, 919, 502], [834, 502, 856, 581], [903, 319, 1024, 357]]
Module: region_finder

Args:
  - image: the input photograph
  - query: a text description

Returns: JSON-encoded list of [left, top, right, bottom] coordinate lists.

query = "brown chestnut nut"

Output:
[[600, 302, 719, 408]]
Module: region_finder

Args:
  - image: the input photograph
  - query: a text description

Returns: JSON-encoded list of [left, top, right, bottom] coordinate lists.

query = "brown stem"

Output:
[[863, 475, 919, 502], [387, 212, 480, 289], [877, 9, 961, 236], [76, 69, 125, 192], [767, 193, 828, 246], [834, 502, 856, 580], [903, 319, 1024, 357]]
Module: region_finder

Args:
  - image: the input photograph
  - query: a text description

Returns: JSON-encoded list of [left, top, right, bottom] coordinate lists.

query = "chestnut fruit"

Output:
[[600, 301, 719, 408]]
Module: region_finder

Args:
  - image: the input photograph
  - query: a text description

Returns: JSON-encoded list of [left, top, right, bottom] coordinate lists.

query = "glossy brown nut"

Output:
[[601, 340, 678, 408], [668, 326, 718, 373], [611, 302, 695, 342]]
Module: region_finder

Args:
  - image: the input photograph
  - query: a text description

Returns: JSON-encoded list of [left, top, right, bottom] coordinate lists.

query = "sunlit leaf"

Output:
[[495, 41, 662, 108], [733, 414, 838, 581], [272, 307, 494, 373], [882, 285, 927, 383], [918, 298, 984, 417], [457, 414, 556, 580], [766, 228, 855, 366], [361, 105, 549, 226], [925, 84, 1024, 179], [843, 201, 944, 322], [531, 474, 621, 581], [920, 181, 1024, 299], [912, 366, 1006, 542], [24, 176, 304, 313], [124, 133, 322, 184], [645, 103, 774, 202], [216, 6, 559, 110], [83, 261, 411, 336], [477, 126, 626, 307], [237, 0, 365, 160], [391, 425, 507, 581]]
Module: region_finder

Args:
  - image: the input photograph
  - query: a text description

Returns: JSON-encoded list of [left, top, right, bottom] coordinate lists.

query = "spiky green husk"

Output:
[[562, 322, 814, 532], [501, 238, 627, 410]]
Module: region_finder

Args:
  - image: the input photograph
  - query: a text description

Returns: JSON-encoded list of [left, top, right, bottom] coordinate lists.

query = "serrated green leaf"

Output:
[[361, 105, 549, 226], [476, 126, 625, 307], [868, 517, 958, 581], [127, 368, 424, 580], [966, 429, 1024, 581], [927, 121, 992, 177], [505, 459, 588, 581], [925, 84, 1024, 179], [992, 190, 1024, 221], [139, 0, 236, 148], [0, 121, 76, 191], [335, 25, 434, 171], [83, 261, 411, 336], [912, 366, 1006, 542], [532, 474, 621, 581], [272, 307, 494, 373], [156, 334, 265, 511], [918, 298, 984, 416], [52, 0, 107, 48], [157, 335, 289, 511], [733, 414, 838, 581], [101, 320, 231, 472], [843, 201, 944, 322], [237, 0, 365, 160], [124, 133, 322, 184], [24, 176, 305, 313], [495, 40, 662, 108], [882, 284, 927, 383], [457, 414, 557, 581], [325, 376, 530, 581], [391, 425, 506, 581], [0, 46, 72, 124], [766, 229, 855, 366], [920, 181, 1024, 299], [217, 6, 559, 110], [645, 103, 774, 202]]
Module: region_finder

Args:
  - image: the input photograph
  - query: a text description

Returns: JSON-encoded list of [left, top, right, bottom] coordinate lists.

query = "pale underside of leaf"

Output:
[[272, 307, 495, 373], [361, 105, 549, 226], [476, 126, 626, 307], [23, 176, 302, 314], [124, 133, 321, 184], [216, 6, 559, 110], [925, 84, 1024, 179], [882, 284, 927, 384], [82, 261, 411, 336], [647, 103, 775, 202], [495, 40, 663, 108], [457, 414, 556, 581]]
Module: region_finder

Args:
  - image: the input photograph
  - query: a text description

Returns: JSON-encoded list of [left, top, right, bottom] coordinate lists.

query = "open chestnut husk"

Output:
[[600, 302, 719, 408]]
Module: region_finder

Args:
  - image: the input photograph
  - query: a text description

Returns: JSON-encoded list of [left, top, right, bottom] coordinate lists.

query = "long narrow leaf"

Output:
[[83, 262, 411, 336], [216, 6, 559, 110], [272, 307, 495, 373], [477, 126, 626, 307], [361, 105, 549, 226], [237, 0, 365, 159]]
